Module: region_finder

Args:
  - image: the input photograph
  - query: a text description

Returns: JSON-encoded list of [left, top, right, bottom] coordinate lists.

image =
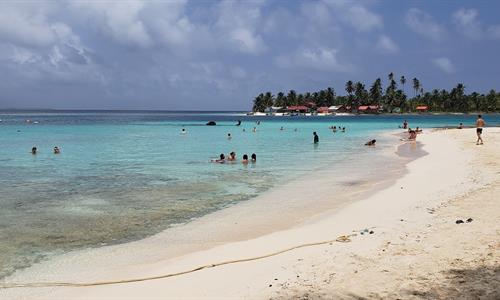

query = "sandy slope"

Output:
[[1, 128, 499, 299]]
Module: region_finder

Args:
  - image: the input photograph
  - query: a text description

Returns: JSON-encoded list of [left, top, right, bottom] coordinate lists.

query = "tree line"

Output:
[[252, 73, 499, 113]]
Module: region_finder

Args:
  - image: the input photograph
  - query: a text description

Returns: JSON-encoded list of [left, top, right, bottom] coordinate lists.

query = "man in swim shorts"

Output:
[[476, 115, 485, 145]]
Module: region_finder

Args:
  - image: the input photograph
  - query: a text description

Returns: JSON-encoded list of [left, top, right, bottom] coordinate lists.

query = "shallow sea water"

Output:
[[0, 111, 498, 278]]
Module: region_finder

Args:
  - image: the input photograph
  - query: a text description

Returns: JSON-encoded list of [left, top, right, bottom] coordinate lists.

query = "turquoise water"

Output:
[[0, 111, 499, 278]]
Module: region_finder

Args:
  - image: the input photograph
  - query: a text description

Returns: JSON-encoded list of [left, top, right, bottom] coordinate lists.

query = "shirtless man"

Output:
[[476, 115, 485, 145]]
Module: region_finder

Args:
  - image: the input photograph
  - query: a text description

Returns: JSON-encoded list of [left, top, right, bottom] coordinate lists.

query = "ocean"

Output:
[[0, 111, 499, 278]]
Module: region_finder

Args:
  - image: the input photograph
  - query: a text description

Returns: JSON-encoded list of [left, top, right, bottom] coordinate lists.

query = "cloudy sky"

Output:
[[0, 0, 499, 110]]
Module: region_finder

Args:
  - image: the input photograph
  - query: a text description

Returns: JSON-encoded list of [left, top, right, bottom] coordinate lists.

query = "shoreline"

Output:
[[0, 129, 416, 295], [2, 128, 498, 299]]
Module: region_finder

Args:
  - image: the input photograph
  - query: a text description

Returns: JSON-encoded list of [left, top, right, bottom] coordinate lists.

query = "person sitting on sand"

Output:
[[212, 153, 225, 163], [415, 127, 423, 133], [365, 139, 376, 146], [53, 146, 60, 154], [458, 123, 463, 129], [31, 146, 37, 155], [251, 153, 257, 162], [476, 114, 485, 145], [313, 132, 319, 144], [242, 154, 249, 164]]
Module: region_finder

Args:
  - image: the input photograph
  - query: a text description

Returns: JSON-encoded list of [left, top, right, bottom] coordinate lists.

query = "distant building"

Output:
[[317, 106, 330, 114], [358, 105, 380, 114], [328, 105, 349, 113], [265, 106, 283, 113], [286, 105, 310, 113], [416, 105, 429, 113]]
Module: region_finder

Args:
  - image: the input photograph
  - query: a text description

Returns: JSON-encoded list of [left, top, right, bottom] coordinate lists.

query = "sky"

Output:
[[0, 0, 499, 110]]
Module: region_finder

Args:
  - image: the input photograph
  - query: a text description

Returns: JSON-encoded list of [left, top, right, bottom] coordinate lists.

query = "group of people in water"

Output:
[[328, 126, 346, 133], [31, 146, 60, 155], [212, 152, 256, 164]]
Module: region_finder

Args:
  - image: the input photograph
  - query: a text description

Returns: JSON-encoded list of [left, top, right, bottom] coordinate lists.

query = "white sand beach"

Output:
[[1, 127, 499, 299]]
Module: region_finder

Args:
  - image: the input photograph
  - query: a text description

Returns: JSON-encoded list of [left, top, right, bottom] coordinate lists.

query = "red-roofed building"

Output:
[[416, 105, 428, 112], [358, 105, 380, 113], [287, 105, 310, 113], [317, 106, 329, 113]]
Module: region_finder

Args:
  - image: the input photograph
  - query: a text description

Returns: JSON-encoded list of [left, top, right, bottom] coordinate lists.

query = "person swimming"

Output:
[[280, 126, 284, 131], [227, 133, 232, 140], [251, 153, 256, 162], [332, 126, 337, 132], [181, 128, 187, 134], [341, 127, 346, 132], [242, 154, 249, 164], [236, 120, 241, 126], [403, 120, 408, 129], [227, 151, 237, 161], [252, 127, 257, 132], [365, 139, 376, 146], [31, 146, 37, 155], [212, 153, 225, 163], [53, 146, 60, 154], [458, 122, 464, 129]]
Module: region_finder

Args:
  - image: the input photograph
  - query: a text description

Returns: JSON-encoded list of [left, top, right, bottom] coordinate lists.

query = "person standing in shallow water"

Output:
[[476, 115, 485, 145], [313, 132, 319, 144]]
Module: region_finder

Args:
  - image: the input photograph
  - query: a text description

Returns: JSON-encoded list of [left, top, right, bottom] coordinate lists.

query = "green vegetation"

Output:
[[252, 73, 500, 113]]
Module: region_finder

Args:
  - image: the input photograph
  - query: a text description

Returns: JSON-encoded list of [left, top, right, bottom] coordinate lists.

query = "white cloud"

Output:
[[405, 8, 446, 42], [214, 0, 267, 54], [344, 5, 383, 32], [275, 48, 350, 72], [376, 35, 399, 54], [431, 57, 456, 74], [452, 8, 482, 39], [0, 4, 58, 48], [322, 1, 383, 32], [487, 25, 500, 39], [69, 1, 152, 47]]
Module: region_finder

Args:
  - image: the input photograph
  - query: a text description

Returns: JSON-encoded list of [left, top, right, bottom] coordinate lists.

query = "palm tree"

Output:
[[252, 93, 265, 112], [275, 92, 285, 107], [388, 72, 394, 82], [325, 87, 335, 106], [345, 80, 354, 111], [369, 78, 383, 106], [412, 78, 420, 98], [286, 90, 297, 106], [400, 76, 406, 95]]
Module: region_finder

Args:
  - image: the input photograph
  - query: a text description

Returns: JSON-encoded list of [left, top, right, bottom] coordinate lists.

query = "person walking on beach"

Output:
[[476, 115, 485, 145], [313, 132, 319, 144]]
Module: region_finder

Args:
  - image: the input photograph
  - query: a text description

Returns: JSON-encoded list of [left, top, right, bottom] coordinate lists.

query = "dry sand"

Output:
[[1, 128, 499, 299]]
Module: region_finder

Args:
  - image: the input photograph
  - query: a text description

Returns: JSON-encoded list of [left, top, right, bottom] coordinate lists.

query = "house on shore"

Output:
[[358, 105, 380, 114], [416, 105, 429, 113], [286, 105, 310, 113]]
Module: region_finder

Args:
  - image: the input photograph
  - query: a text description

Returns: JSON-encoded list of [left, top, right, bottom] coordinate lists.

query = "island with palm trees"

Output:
[[251, 73, 499, 115]]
